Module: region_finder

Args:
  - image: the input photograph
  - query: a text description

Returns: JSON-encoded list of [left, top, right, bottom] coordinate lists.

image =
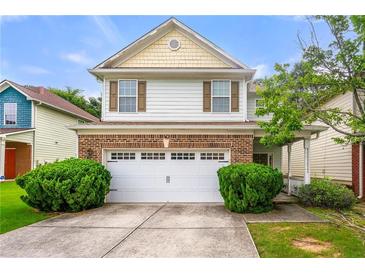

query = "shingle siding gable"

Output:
[[0, 87, 32, 128]]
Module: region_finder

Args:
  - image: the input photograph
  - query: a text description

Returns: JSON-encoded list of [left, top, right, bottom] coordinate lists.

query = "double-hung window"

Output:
[[212, 80, 230, 112], [4, 103, 17, 125], [119, 80, 137, 112]]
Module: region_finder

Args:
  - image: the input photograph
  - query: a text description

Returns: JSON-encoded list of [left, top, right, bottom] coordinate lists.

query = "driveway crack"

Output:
[[101, 203, 167, 258]]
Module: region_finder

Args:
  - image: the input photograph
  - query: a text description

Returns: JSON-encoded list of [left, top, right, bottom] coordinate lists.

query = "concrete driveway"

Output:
[[0, 204, 258, 258]]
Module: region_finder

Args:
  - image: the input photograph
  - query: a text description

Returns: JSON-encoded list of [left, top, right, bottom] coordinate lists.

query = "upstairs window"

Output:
[[119, 80, 137, 112], [212, 80, 230, 112], [4, 103, 17, 125]]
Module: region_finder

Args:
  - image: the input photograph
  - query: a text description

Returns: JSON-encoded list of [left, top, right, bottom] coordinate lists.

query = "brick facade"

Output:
[[352, 143, 365, 199], [79, 134, 254, 163]]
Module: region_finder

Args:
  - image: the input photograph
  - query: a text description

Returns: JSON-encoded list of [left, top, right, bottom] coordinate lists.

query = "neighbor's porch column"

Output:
[[0, 137, 6, 179], [287, 143, 292, 195], [303, 138, 311, 184]]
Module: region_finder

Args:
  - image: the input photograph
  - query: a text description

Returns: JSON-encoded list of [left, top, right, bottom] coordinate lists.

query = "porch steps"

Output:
[[273, 192, 299, 204]]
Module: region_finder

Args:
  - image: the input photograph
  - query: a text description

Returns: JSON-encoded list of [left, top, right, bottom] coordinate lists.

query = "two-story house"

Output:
[[0, 80, 99, 180], [71, 18, 325, 202]]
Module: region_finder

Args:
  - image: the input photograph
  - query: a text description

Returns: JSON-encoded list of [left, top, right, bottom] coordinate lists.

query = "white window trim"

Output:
[[118, 79, 138, 113], [3, 102, 17, 125], [211, 80, 231, 113]]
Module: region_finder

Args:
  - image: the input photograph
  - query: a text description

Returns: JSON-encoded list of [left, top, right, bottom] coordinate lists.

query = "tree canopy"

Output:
[[256, 16, 365, 146], [48, 87, 101, 118]]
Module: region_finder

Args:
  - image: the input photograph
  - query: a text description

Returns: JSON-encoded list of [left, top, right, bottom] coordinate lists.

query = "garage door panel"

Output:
[[108, 190, 223, 203], [106, 150, 228, 202]]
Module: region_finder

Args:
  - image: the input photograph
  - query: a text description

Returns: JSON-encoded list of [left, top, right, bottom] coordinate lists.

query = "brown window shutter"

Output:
[[109, 81, 118, 112], [138, 81, 146, 112], [231, 81, 239, 112], [203, 81, 211, 112]]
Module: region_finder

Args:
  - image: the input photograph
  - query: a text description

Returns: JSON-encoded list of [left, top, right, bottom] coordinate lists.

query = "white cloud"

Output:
[[253, 64, 271, 79], [61, 51, 92, 65], [20, 65, 51, 75], [91, 16, 122, 45]]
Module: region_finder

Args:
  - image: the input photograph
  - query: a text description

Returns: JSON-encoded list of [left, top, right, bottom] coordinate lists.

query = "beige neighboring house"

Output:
[[70, 17, 326, 203], [281, 92, 364, 198], [0, 80, 99, 180]]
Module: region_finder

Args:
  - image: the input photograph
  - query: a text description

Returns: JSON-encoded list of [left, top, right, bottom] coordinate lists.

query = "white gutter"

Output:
[[89, 68, 255, 74], [0, 128, 35, 138], [69, 123, 327, 132], [358, 142, 363, 199]]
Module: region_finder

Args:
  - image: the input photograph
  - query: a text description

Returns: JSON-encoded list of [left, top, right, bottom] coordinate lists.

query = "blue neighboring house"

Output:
[[0, 80, 99, 180]]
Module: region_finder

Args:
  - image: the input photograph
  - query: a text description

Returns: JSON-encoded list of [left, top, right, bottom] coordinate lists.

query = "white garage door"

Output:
[[106, 150, 229, 202]]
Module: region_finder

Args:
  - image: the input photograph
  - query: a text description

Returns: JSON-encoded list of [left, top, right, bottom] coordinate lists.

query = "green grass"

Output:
[[0, 181, 56, 234], [248, 203, 365, 258]]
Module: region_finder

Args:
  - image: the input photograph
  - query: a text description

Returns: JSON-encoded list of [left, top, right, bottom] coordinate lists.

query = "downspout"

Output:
[[358, 141, 363, 199]]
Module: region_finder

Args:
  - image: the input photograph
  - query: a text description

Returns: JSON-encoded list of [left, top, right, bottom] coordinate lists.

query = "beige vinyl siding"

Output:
[[247, 94, 271, 121], [103, 79, 246, 122], [6, 131, 33, 144], [118, 29, 230, 68], [281, 92, 353, 183], [34, 105, 79, 165], [253, 139, 282, 169]]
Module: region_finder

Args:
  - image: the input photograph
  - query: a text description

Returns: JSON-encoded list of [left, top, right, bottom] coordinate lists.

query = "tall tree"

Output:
[[257, 16, 365, 146], [49, 87, 101, 118]]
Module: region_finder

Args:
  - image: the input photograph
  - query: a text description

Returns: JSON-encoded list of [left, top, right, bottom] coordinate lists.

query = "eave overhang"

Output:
[[89, 68, 256, 81]]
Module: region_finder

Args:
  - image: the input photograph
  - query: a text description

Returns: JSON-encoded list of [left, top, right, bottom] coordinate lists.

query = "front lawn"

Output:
[[248, 203, 365, 258], [0, 181, 56, 234]]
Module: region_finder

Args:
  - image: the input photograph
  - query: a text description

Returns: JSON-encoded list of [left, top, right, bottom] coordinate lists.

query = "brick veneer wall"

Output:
[[79, 134, 254, 163], [352, 143, 365, 199]]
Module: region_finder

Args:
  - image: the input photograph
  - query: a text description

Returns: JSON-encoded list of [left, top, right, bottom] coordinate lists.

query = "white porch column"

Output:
[[303, 138, 311, 185], [0, 137, 6, 180], [287, 143, 292, 195]]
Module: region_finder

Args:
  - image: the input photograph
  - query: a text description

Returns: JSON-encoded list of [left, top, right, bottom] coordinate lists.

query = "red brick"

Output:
[[78, 134, 254, 164], [352, 143, 365, 199]]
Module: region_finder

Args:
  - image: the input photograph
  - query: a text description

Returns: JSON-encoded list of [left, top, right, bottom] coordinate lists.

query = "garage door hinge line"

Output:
[[101, 203, 167, 258]]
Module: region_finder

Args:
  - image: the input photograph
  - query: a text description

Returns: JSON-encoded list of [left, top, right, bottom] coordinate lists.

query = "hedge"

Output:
[[217, 163, 283, 213], [16, 158, 111, 212], [298, 178, 357, 209]]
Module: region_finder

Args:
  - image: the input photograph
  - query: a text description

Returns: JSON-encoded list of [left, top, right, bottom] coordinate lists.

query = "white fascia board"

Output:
[[171, 19, 249, 69], [0, 128, 35, 138], [0, 81, 33, 100], [93, 18, 250, 71]]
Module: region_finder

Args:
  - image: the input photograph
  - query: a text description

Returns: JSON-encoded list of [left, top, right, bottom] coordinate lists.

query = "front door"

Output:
[[5, 148, 16, 179]]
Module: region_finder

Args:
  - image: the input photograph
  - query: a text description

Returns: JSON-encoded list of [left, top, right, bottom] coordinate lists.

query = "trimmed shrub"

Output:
[[298, 178, 357, 209], [217, 163, 283, 213], [16, 158, 111, 212]]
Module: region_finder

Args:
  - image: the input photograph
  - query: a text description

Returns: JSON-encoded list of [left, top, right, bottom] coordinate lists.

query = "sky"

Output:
[[0, 15, 333, 98]]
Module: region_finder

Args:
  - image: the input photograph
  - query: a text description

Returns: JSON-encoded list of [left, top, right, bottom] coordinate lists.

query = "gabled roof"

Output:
[[92, 17, 251, 71], [0, 80, 99, 123]]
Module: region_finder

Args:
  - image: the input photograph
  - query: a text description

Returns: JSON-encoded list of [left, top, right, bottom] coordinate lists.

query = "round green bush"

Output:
[[217, 163, 284, 213], [16, 158, 111, 212], [298, 178, 357, 209]]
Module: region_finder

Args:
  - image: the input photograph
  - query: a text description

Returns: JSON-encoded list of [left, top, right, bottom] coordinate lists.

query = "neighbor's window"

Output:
[[119, 80, 137, 112], [4, 103, 17, 125], [212, 80, 230, 112]]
